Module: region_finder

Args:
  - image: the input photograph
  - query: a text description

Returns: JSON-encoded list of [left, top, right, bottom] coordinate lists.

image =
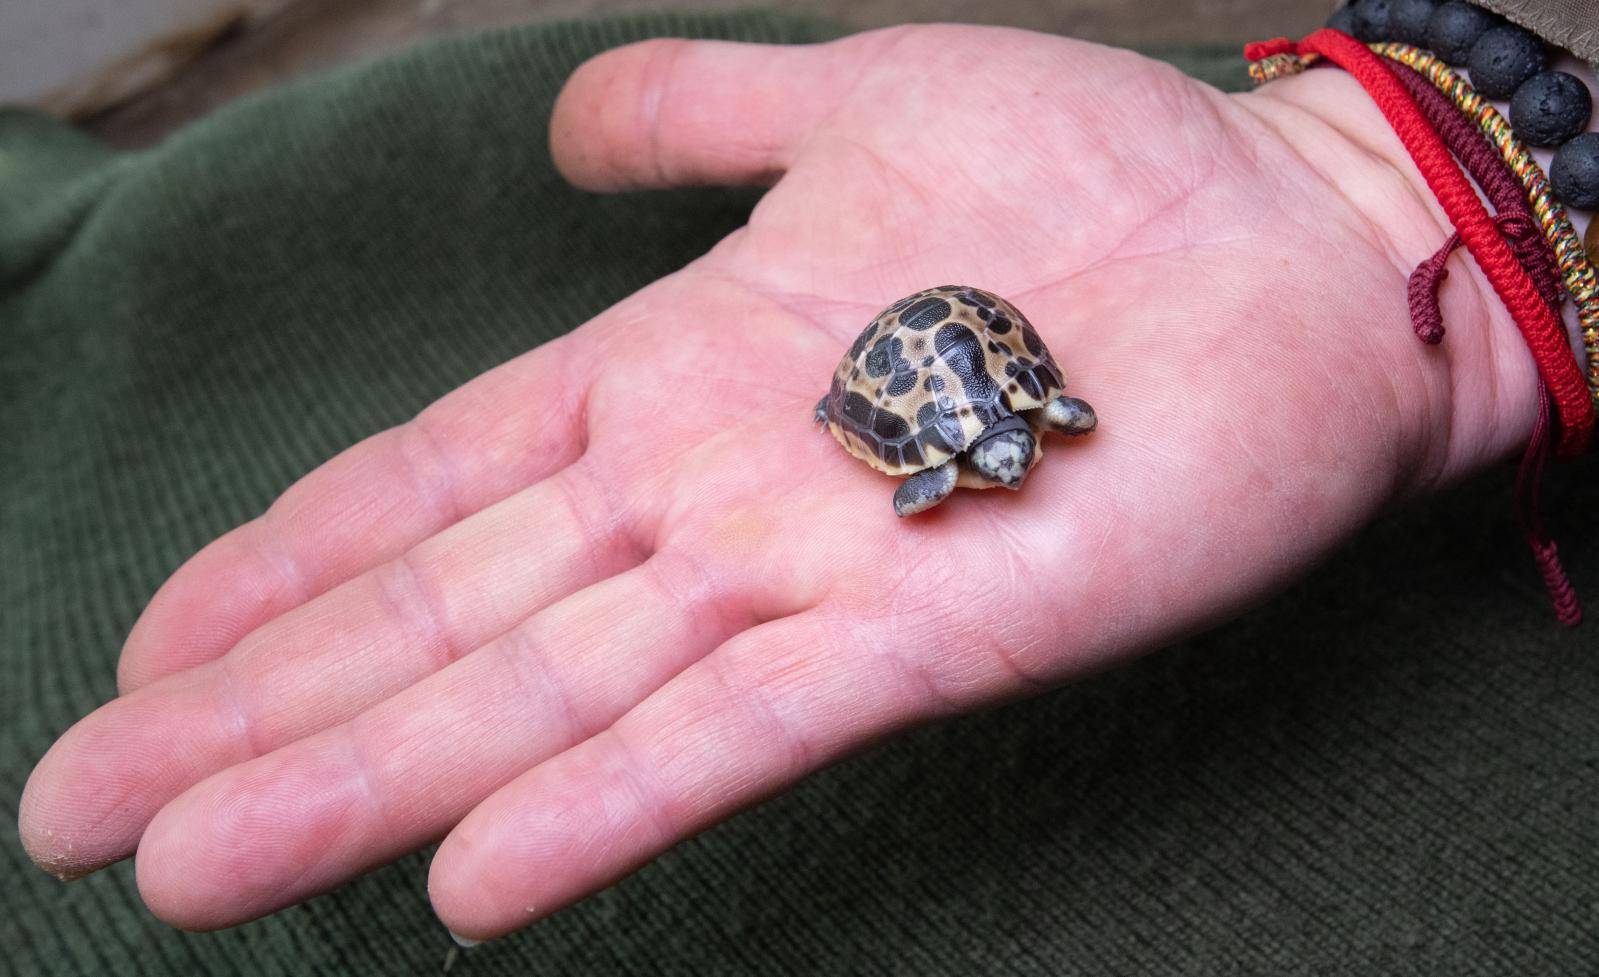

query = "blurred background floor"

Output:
[[82, 0, 1332, 147]]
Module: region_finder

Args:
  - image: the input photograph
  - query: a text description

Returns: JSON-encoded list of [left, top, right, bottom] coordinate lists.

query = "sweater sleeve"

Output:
[[1475, 0, 1599, 72]]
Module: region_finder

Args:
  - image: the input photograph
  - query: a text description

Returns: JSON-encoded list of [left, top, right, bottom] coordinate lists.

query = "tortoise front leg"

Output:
[[1040, 396, 1096, 435], [892, 460, 959, 517]]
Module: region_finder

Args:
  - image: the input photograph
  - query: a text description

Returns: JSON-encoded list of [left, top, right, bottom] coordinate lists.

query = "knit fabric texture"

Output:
[[2, 11, 1597, 976], [1478, 0, 1599, 72]]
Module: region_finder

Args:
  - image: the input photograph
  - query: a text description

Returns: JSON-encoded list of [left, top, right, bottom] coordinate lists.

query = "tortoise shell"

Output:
[[816, 285, 1065, 476]]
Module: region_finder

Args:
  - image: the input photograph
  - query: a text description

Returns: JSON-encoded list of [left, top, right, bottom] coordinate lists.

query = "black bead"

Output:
[[1509, 71, 1593, 148], [1551, 133, 1599, 211], [1426, 1, 1501, 64], [1351, 0, 1395, 41], [1389, 0, 1439, 44], [1327, 4, 1358, 34], [1466, 24, 1546, 100]]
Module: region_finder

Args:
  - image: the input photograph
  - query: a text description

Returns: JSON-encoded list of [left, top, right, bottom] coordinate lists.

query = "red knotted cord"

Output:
[[1407, 213, 1561, 345], [1517, 383, 1583, 624], [1389, 60, 1564, 338], [1249, 29, 1593, 458], [1247, 29, 1587, 624], [1383, 59, 1579, 622]]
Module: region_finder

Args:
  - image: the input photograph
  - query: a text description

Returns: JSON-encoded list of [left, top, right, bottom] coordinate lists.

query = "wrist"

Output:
[[1233, 66, 1547, 495]]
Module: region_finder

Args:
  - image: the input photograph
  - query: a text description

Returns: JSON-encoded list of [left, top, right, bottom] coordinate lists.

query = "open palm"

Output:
[[21, 25, 1536, 940]]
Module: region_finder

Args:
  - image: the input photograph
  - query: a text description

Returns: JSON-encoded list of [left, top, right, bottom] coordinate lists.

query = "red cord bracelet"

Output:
[[1247, 28, 1589, 624], [1387, 60, 1564, 341], [1247, 29, 1594, 459], [1383, 59, 1580, 624]]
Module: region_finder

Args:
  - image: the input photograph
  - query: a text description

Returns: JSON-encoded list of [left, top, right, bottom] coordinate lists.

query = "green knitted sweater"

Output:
[[2, 12, 1595, 976]]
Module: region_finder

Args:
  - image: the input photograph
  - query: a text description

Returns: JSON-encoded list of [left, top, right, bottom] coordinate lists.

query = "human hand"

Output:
[[20, 24, 1541, 940]]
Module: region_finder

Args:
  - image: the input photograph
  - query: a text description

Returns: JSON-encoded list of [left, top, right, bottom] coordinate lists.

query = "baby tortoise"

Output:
[[815, 285, 1096, 517]]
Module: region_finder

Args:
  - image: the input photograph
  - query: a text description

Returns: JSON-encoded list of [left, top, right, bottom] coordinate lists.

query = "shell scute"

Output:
[[898, 296, 953, 330]]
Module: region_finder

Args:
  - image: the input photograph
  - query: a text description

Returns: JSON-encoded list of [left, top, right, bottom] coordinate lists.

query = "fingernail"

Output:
[[448, 931, 481, 948]]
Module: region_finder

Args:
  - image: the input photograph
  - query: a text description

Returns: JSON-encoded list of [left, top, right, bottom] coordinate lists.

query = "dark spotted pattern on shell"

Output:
[[818, 286, 1065, 476]]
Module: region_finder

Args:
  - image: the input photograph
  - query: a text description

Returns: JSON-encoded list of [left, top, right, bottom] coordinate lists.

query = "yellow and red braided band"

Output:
[[1251, 43, 1599, 409]]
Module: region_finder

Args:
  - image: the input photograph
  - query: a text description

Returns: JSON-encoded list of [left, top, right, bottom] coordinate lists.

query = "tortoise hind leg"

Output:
[[1040, 396, 1096, 435], [814, 397, 829, 426], [893, 460, 959, 517]]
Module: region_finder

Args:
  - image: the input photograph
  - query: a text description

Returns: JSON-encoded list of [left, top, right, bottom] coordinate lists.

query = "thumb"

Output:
[[549, 35, 860, 192]]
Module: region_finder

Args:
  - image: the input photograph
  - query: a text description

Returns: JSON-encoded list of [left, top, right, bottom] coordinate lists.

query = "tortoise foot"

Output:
[[1041, 396, 1096, 435], [893, 460, 958, 517]]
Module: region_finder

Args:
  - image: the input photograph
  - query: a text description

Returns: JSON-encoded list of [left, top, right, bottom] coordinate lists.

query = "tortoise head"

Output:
[[966, 416, 1035, 489]]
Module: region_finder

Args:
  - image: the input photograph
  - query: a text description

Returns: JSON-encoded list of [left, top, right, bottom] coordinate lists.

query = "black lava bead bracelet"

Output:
[[1333, 0, 1598, 211]]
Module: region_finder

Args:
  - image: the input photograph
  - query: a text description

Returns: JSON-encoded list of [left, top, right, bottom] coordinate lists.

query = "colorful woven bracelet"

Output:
[[1246, 28, 1592, 624], [1250, 43, 1599, 413], [1326, 0, 1599, 215], [1247, 29, 1594, 457], [1387, 58, 1565, 341], [1376, 43, 1599, 409]]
